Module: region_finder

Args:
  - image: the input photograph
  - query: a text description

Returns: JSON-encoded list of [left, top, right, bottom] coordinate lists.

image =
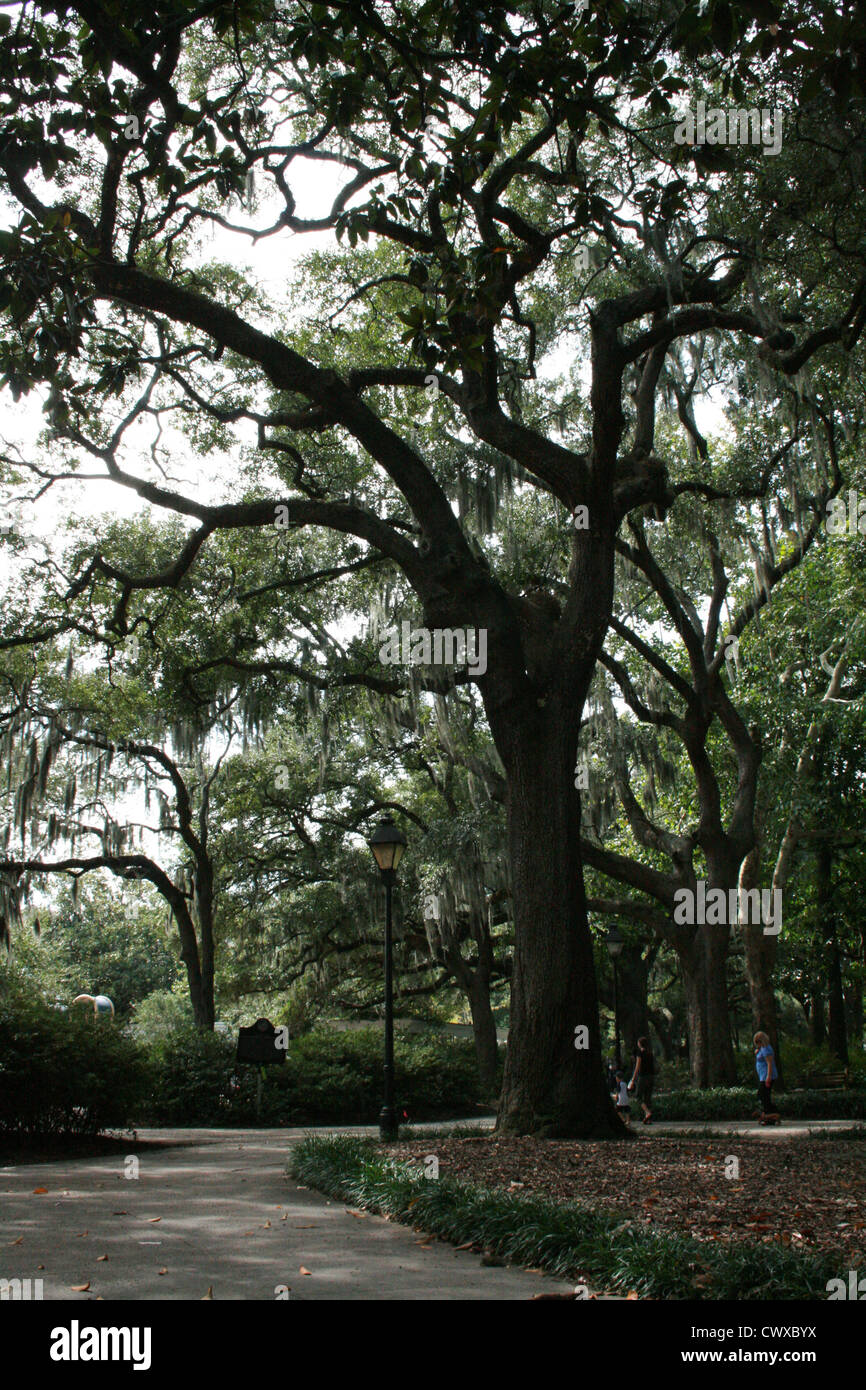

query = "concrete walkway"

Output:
[[0, 1128, 576, 1301], [643, 1118, 866, 1137]]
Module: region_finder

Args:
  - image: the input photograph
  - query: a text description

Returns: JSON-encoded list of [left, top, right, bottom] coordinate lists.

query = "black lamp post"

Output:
[[368, 816, 407, 1142], [606, 925, 624, 1070]]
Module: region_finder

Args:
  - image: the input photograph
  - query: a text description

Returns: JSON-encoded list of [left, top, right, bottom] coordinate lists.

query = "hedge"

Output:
[[0, 985, 146, 1140], [136, 1025, 484, 1126]]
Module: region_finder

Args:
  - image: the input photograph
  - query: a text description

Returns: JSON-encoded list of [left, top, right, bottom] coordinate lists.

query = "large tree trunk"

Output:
[[699, 849, 739, 1086], [678, 927, 735, 1087], [494, 696, 621, 1137], [704, 921, 736, 1083]]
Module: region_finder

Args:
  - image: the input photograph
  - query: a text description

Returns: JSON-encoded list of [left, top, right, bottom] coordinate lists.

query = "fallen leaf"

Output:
[[37, 1265, 44, 1270], [294, 1224, 316, 1229], [10, 1236, 23, 1246], [299, 1265, 312, 1276], [148, 1217, 162, 1224], [112, 1211, 128, 1216], [345, 1210, 366, 1219], [77, 1231, 88, 1238], [32, 1187, 48, 1195], [263, 1220, 271, 1228], [626, 1291, 639, 1300], [202, 1286, 214, 1300], [158, 1268, 168, 1275], [96, 1255, 108, 1263], [71, 1282, 91, 1292]]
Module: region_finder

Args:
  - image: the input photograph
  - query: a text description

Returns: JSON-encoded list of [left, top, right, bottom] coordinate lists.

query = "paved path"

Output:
[[0, 1128, 576, 1301], [641, 1118, 866, 1137]]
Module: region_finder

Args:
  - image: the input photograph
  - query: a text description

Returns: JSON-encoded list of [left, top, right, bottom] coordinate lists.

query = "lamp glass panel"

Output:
[[371, 842, 396, 872]]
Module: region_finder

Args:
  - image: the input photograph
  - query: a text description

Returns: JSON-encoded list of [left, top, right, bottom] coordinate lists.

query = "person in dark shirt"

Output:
[[628, 1036, 656, 1124]]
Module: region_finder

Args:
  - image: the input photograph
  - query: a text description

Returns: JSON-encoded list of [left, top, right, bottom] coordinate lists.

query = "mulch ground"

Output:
[[388, 1134, 866, 1258]]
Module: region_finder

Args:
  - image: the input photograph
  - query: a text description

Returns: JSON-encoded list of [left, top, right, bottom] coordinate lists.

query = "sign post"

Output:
[[236, 1018, 287, 1119]]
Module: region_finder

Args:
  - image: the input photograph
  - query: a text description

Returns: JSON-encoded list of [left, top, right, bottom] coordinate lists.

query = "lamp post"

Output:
[[606, 925, 624, 1070], [368, 816, 407, 1142]]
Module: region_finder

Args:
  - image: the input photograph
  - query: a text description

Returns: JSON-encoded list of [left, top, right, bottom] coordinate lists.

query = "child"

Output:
[[615, 1071, 631, 1127], [754, 1031, 779, 1125]]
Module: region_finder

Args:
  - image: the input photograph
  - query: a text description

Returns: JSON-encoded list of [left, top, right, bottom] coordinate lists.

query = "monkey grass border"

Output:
[[289, 1134, 842, 1300]]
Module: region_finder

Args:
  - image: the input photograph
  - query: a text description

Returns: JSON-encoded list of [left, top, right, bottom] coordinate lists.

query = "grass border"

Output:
[[289, 1134, 844, 1301]]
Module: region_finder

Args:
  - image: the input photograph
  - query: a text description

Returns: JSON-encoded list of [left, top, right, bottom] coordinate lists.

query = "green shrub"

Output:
[[0, 981, 146, 1139], [128, 989, 196, 1045], [135, 1026, 484, 1126], [653, 1085, 866, 1121]]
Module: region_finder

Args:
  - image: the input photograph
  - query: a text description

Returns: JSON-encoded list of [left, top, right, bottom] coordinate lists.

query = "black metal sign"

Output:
[[236, 1017, 287, 1065]]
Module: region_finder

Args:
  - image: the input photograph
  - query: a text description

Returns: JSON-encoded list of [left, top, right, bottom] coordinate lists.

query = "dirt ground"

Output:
[[389, 1133, 866, 1258]]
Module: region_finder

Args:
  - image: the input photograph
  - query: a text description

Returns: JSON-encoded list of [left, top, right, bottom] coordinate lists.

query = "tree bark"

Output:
[[817, 842, 848, 1064], [617, 942, 652, 1057], [494, 694, 621, 1137], [738, 846, 780, 1079], [703, 921, 736, 1083], [810, 989, 826, 1046], [677, 930, 708, 1086], [467, 969, 499, 1097], [648, 1006, 676, 1061], [846, 979, 862, 1053]]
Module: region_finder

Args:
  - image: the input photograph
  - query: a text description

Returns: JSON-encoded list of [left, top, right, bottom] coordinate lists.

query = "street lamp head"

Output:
[[369, 816, 408, 876], [606, 924, 624, 958]]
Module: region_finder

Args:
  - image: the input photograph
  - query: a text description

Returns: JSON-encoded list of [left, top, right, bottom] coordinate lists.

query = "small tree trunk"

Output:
[[618, 944, 651, 1059], [648, 1007, 676, 1061], [170, 892, 212, 1029], [677, 931, 708, 1087], [196, 871, 216, 1031], [815, 843, 847, 1064], [467, 970, 499, 1097], [846, 979, 863, 1052], [739, 847, 781, 1081], [810, 989, 826, 1046]]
